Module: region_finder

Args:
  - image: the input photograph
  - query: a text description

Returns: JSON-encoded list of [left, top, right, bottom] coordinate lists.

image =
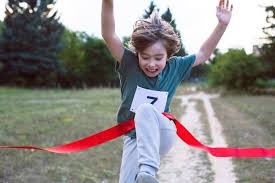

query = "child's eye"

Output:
[[155, 57, 163, 61], [142, 57, 149, 60]]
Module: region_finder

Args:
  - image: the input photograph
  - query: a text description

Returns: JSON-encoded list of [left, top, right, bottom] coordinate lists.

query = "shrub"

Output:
[[208, 49, 265, 90]]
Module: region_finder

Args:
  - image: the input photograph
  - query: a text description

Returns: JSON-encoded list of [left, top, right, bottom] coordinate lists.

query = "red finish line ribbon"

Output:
[[0, 120, 135, 154], [0, 113, 274, 158], [163, 113, 275, 158]]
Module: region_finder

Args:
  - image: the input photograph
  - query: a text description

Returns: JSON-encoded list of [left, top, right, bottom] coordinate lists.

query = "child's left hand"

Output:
[[216, 0, 233, 26]]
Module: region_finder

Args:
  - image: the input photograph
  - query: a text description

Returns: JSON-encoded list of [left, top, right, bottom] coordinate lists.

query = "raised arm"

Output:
[[193, 0, 233, 67], [101, 0, 124, 62]]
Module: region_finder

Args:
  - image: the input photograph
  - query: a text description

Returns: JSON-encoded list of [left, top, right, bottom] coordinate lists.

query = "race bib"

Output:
[[130, 86, 168, 113]]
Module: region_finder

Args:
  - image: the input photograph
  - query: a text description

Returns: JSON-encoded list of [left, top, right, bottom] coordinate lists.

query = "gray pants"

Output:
[[119, 104, 177, 183]]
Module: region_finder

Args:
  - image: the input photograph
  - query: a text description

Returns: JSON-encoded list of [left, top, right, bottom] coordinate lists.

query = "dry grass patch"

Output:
[[211, 95, 275, 183]]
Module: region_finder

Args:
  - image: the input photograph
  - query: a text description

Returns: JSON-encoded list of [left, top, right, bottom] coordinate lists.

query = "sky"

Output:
[[0, 0, 274, 54]]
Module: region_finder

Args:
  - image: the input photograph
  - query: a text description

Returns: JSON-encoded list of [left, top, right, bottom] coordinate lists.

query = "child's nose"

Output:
[[148, 60, 156, 67]]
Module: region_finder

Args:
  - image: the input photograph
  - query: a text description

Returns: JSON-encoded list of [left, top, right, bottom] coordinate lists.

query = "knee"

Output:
[[135, 103, 156, 116], [134, 104, 157, 123]]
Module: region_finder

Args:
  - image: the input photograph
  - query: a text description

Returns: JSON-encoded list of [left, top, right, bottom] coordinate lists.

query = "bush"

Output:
[[208, 49, 265, 90], [255, 79, 275, 88]]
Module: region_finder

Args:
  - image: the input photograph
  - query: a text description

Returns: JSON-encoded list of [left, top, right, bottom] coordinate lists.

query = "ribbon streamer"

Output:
[[0, 113, 274, 157]]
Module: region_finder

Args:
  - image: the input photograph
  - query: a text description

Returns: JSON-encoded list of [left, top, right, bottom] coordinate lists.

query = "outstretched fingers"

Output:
[[219, 0, 224, 8], [230, 4, 233, 11], [218, 0, 233, 11], [226, 0, 229, 9]]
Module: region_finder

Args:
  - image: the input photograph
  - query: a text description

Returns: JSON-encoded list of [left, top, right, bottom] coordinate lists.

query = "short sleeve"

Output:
[[115, 48, 139, 76], [171, 54, 196, 82]]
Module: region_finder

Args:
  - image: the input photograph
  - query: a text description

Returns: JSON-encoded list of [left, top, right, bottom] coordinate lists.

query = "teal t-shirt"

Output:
[[116, 48, 196, 138]]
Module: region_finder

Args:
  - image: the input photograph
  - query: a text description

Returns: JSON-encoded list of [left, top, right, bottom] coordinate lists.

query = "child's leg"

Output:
[[119, 136, 139, 183], [135, 103, 177, 176], [119, 103, 176, 183]]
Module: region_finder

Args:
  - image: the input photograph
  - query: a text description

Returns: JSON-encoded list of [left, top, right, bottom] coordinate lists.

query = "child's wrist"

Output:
[[217, 22, 228, 29]]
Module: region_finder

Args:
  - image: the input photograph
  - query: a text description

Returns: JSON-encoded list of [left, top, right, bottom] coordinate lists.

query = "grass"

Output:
[[0, 87, 122, 183], [193, 99, 213, 145], [211, 94, 275, 183], [191, 99, 215, 183]]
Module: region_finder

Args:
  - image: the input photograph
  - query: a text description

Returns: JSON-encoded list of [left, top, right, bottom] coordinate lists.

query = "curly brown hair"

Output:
[[129, 13, 181, 58]]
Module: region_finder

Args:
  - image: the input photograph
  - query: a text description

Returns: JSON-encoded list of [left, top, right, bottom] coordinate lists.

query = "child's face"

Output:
[[137, 40, 168, 78]]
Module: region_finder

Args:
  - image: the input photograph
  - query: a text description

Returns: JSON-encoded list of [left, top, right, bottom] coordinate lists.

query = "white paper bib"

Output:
[[130, 86, 168, 113]]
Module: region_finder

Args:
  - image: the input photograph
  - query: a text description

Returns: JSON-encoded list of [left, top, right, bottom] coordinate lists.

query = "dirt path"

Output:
[[158, 92, 237, 183]]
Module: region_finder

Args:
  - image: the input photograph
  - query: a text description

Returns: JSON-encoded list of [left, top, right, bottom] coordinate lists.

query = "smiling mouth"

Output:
[[146, 68, 158, 73]]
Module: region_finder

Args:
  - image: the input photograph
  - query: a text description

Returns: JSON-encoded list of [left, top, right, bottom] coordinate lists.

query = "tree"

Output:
[[143, 1, 158, 19], [263, 6, 275, 44], [0, 21, 4, 36], [161, 8, 187, 56], [82, 36, 118, 87], [208, 49, 265, 90], [122, 36, 130, 48], [261, 5, 275, 78], [209, 48, 222, 64], [58, 30, 118, 87], [0, 0, 64, 87], [58, 29, 86, 87], [190, 49, 221, 80]]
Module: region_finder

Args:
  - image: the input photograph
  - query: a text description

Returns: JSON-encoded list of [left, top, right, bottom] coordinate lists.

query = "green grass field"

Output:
[[0, 87, 123, 183], [0, 87, 274, 183]]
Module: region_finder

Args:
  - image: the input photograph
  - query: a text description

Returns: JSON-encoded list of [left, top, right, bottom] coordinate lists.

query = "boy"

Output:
[[101, 0, 233, 182]]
